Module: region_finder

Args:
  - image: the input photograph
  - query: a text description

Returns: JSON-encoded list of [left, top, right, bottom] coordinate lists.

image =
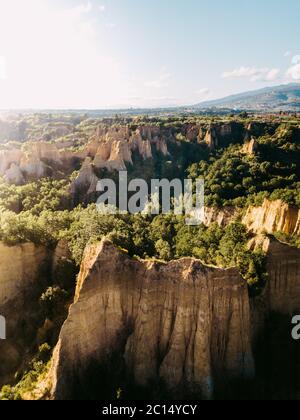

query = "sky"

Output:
[[0, 0, 300, 109]]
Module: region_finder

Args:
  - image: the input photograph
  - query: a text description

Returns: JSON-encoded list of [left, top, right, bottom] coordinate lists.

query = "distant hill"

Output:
[[195, 83, 300, 111]]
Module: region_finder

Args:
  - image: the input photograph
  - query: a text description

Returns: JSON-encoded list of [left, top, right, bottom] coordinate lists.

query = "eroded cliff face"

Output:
[[46, 236, 300, 400], [0, 243, 49, 307], [49, 240, 254, 400], [248, 236, 300, 400], [249, 235, 300, 314], [0, 243, 51, 386], [0, 121, 254, 188], [243, 199, 300, 236], [0, 142, 73, 184], [203, 206, 238, 227]]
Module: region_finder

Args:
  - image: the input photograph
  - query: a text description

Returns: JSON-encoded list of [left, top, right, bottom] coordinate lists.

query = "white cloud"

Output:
[[0, 56, 7, 80], [145, 69, 172, 88], [197, 88, 210, 95], [284, 51, 292, 57], [264, 68, 280, 81], [291, 55, 300, 65], [71, 1, 92, 15], [222, 66, 280, 82], [99, 5, 106, 12], [106, 22, 117, 29], [286, 64, 300, 80], [196, 88, 211, 101]]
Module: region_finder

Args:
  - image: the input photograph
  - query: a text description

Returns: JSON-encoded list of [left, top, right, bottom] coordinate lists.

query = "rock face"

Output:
[[0, 243, 49, 307], [70, 157, 99, 201], [0, 121, 253, 187], [203, 206, 238, 227], [89, 125, 169, 172], [49, 240, 254, 400], [266, 239, 300, 314], [242, 138, 258, 155], [251, 237, 300, 314], [243, 199, 300, 236], [0, 243, 51, 385], [200, 122, 245, 150], [248, 235, 300, 400], [0, 142, 66, 184]]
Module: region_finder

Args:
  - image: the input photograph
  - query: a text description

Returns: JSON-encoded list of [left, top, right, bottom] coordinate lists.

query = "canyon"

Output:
[[49, 240, 254, 400], [0, 115, 300, 400], [0, 121, 257, 188], [44, 230, 300, 400], [0, 243, 51, 386], [1, 189, 300, 399]]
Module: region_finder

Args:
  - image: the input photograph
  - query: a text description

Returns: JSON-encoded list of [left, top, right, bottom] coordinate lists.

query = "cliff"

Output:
[[0, 121, 253, 187], [49, 240, 254, 400], [0, 243, 49, 307], [0, 243, 51, 386], [243, 199, 300, 236], [203, 206, 238, 227], [249, 235, 300, 314], [248, 235, 300, 399]]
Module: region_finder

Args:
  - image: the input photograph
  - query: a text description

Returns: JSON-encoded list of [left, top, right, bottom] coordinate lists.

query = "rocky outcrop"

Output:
[[89, 125, 169, 172], [0, 142, 66, 184], [3, 163, 25, 184], [70, 158, 99, 201], [249, 236, 300, 314], [203, 206, 238, 227], [243, 199, 300, 236], [266, 239, 300, 314], [242, 138, 258, 155], [0, 243, 49, 306], [0, 243, 51, 385], [0, 121, 252, 186], [200, 122, 246, 150], [49, 240, 254, 400], [248, 235, 300, 399]]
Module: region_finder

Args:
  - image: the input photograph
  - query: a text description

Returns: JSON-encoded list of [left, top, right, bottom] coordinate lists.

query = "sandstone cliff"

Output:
[[0, 243, 51, 385], [0, 243, 49, 307], [241, 138, 258, 155], [46, 235, 300, 400], [49, 240, 254, 400], [249, 235, 300, 314], [0, 121, 254, 186], [243, 199, 300, 236], [248, 235, 300, 399], [203, 206, 238, 227]]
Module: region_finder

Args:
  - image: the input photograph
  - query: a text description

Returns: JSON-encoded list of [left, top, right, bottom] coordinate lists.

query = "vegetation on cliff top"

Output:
[[0, 115, 299, 285]]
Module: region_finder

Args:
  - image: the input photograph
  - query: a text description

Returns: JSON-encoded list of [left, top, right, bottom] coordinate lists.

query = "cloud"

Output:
[[196, 88, 211, 101], [222, 66, 280, 82], [197, 88, 210, 95], [145, 69, 172, 89], [264, 68, 280, 81], [0, 56, 7, 80], [71, 1, 92, 15], [106, 22, 117, 29], [284, 51, 292, 57], [291, 55, 300, 65], [286, 64, 300, 80], [99, 5, 106, 13]]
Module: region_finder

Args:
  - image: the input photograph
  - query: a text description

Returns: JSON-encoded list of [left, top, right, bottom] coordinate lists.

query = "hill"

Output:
[[196, 83, 300, 111]]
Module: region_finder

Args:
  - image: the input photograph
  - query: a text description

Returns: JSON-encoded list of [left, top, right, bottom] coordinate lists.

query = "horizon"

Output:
[[1, 82, 300, 112], [0, 0, 300, 109]]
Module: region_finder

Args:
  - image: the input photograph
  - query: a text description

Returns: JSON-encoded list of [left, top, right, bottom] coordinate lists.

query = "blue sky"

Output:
[[0, 0, 299, 108]]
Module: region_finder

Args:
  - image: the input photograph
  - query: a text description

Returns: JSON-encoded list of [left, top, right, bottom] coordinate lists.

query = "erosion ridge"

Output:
[[46, 234, 300, 400], [0, 121, 256, 186], [49, 239, 254, 400]]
